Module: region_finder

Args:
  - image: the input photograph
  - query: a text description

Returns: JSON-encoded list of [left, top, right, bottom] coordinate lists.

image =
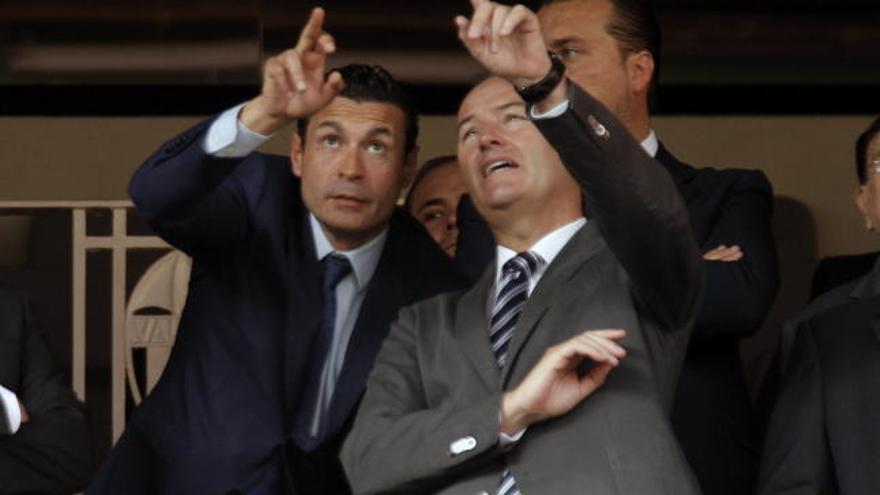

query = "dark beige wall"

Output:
[[1, 114, 877, 258]]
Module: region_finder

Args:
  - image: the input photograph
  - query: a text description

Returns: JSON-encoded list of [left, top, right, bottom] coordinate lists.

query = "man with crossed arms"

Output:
[[342, 1, 703, 493]]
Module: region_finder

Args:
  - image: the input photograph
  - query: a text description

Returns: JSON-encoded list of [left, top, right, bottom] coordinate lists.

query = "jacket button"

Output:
[[448, 435, 477, 456]]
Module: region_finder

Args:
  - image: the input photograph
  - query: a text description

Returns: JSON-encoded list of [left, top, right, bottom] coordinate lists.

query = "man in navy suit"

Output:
[[536, 2, 778, 494], [89, 8, 463, 494]]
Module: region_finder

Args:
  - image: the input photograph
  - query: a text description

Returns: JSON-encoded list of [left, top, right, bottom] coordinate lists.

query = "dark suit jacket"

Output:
[[757, 292, 880, 495], [342, 84, 704, 494], [88, 118, 465, 495], [0, 289, 92, 494], [779, 257, 880, 373], [810, 251, 879, 300], [659, 146, 780, 495]]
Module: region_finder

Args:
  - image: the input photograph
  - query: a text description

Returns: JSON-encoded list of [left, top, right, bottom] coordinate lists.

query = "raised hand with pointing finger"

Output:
[[240, 7, 345, 135]]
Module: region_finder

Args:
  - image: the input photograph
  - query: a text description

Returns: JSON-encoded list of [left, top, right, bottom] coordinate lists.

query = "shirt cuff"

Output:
[[203, 102, 272, 157], [0, 385, 22, 435], [529, 99, 569, 120], [499, 428, 526, 449]]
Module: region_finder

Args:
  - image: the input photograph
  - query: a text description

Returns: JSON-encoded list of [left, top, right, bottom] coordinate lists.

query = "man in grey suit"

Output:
[[341, 1, 703, 493]]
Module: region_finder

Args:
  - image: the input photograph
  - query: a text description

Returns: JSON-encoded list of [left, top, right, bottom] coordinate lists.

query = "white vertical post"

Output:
[[111, 208, 128, 443]]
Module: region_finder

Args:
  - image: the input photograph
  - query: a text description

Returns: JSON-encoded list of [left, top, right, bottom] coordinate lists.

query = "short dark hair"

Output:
[[542, 0, 662, 103], [296, 64, 419, 155], [856, 117, 880, 185], [404, 155, 458, 211]]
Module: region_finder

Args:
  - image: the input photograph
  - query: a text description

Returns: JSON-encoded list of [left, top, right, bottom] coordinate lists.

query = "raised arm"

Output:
[[456, 0, 701, 330], [130, 7, 344, 256]]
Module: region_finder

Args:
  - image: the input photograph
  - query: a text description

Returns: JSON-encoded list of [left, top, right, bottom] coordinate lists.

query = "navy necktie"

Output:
[[294, 254, 351, 450], [491, 251, 542, 495]]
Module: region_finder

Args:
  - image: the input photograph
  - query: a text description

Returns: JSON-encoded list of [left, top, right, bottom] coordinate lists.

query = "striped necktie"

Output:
[[491, 251, 542, 495]]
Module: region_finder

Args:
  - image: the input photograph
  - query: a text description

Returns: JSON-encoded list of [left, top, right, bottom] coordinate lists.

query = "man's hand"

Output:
[[240, 7, 345, 135], [455, 0, 551, 89], [703, 244, 743, 262], [19, 399, 29, 424], [500, 329, 626, 434]]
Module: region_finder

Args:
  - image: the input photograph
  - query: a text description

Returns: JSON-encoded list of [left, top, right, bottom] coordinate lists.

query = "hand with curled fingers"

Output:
[[500, 329, 627, 434], [454, 0, 552, 89], [702, 244, 744, 262], [240, 7, 345, 135]]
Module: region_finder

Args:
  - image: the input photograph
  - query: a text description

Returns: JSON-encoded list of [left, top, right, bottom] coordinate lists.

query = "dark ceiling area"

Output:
[[1, 0, 878, 114]]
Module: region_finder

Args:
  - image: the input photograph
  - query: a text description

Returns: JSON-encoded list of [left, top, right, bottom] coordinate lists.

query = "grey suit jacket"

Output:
[[341, 83, 704, 494]]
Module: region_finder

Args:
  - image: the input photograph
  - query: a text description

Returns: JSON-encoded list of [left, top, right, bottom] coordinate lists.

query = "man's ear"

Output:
[[290, 133, 304, 178], [855, 184, 874, 231], [402, 145, 419, 189], [627, 50, 655, 95]]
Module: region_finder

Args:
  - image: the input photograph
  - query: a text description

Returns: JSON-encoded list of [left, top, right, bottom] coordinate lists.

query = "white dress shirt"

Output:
[[0, 384, 21, 435]]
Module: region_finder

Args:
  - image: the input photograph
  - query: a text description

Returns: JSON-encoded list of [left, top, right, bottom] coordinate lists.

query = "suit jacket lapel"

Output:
[[284, 204, 323, 426], [454, 270, 502, 391], [850, 257, 880, 300], [655, 144, 697, 186], [501, 222, 606, 386]]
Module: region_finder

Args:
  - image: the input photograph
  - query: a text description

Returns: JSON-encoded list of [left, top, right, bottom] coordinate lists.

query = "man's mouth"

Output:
[[330, 194, 368, 205], [482, 158, 519, 177]]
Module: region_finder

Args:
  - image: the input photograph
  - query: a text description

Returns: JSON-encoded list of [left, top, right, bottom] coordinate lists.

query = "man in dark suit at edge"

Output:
[[535, 2, 779, 493], [342, 0, 703, 493], [88, 8, 464, 495], [757, 116, 880, 495], [0, 288, 92, 494]]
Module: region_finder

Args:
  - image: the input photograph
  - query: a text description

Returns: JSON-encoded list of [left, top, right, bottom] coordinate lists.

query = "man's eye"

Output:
[[367, 142, 386, 153], [322, 136, 340, 147], [461, 129, 478, 142], [421, 210, 446, 223], [505, 114, 527, 123], [559, 48, 580, 60]]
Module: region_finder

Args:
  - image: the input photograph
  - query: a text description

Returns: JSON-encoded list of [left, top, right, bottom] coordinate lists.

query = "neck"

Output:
[[625, 104, 652, 143], [320, 223, 385, 252]]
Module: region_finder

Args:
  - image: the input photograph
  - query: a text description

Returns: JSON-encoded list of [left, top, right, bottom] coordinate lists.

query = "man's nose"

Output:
[[339, 151, 365, 178], [478, 124, 505, 150]]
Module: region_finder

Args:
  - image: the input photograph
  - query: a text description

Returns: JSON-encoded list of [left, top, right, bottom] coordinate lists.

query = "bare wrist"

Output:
[[239, 96, 289, 136], [500, 391, 534, 434]]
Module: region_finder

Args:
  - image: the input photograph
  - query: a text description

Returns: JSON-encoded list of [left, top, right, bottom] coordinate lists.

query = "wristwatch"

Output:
[[515, 52, 566, 103]]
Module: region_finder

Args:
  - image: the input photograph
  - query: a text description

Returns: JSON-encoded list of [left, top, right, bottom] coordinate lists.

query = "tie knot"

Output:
[[322, 254, 352, 290], [502, 251, 542, 280]]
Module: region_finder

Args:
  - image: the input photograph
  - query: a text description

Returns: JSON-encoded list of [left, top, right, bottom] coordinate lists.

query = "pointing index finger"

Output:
[[296, 7, 327, 52]]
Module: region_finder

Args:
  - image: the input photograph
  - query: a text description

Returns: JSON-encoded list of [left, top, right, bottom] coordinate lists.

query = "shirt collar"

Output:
[[641, 130, 659, 158], [309, 213, 387, 290], [494, 217, 587, 286]]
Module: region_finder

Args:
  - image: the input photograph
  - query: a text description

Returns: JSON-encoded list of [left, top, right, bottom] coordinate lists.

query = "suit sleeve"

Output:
[[0, 292, 93, 494], [532, 83, 703, 331], [695, 171, 779, 341], [341, 305, 504, 495], [129, 118, 258, 258], [756, 321, 833, 495]]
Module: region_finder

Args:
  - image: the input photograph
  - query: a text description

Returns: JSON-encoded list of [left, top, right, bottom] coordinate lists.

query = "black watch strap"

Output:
[[516, 52, 566, 103]]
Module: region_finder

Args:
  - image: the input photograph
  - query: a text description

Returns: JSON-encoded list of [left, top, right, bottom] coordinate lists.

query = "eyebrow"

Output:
[[314, 120, 395, 140], [549, 36, 585, 50], [417, 198, 448, 212], [458, 101, 528, 130]]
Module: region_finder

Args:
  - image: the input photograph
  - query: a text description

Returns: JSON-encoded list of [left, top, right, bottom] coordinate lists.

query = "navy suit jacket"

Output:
[[88, 118, 465, 495], [661, 145, 779, 495]]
